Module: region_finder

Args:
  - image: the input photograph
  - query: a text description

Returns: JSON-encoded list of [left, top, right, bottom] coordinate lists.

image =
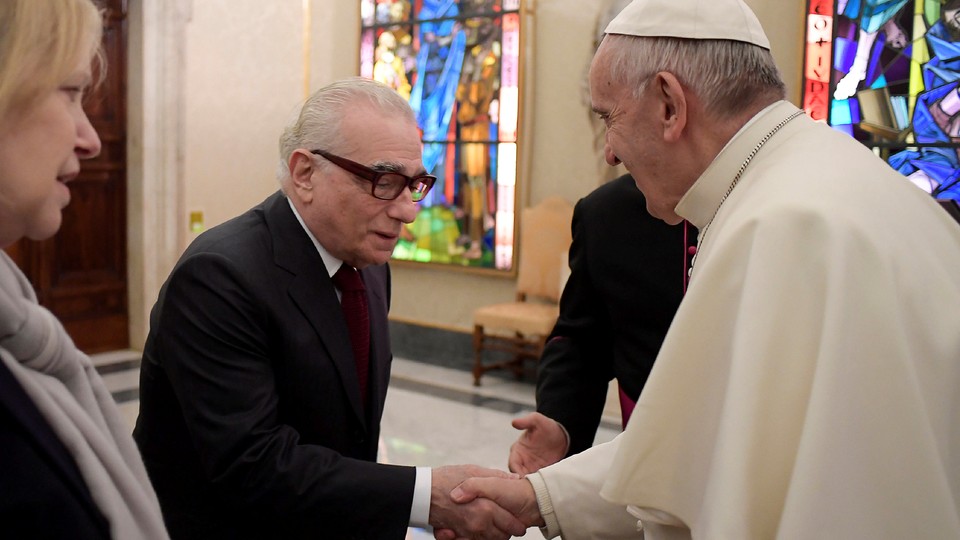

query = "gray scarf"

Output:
[[0, 252, 168, 539]]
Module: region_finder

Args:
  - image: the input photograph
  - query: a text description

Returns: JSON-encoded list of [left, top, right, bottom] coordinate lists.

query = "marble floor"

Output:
[[92, 351, 621, 539]]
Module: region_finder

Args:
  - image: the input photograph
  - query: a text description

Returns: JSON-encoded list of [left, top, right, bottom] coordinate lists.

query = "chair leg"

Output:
[[472, 324, 484, 386], [511, 332, 525, 379]]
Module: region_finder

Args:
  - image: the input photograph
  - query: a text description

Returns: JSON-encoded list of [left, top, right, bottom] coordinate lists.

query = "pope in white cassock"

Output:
[[443, 0, 960, 538]]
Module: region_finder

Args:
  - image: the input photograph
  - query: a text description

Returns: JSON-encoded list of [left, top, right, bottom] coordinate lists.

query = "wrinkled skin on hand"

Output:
[[429, 465, 526, 540], [435, 476, 544, 540]]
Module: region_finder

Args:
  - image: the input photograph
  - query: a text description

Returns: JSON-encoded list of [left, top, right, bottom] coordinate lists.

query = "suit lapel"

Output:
[[264, 192, 367, 425]]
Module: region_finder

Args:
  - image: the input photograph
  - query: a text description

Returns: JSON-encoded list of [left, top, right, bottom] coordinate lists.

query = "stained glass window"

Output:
[[359, 0, 523, 271], [802, 0, 960, 202]]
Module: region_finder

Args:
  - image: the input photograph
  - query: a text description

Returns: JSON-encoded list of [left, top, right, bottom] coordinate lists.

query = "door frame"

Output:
[[126, 0, 192, 348]]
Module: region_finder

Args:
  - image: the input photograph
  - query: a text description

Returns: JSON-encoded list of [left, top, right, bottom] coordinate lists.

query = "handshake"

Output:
[[429, 412, 568, 540], [428, 464, 542, 540]]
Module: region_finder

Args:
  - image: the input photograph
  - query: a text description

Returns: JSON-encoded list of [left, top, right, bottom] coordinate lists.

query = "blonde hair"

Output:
[[0, 0, 103, 122]]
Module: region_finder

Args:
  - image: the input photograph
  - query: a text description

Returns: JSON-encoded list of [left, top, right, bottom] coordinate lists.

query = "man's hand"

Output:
[[508, 412, 568, 474], [435, 477, 544, 540], [429, 465, 526, 540]]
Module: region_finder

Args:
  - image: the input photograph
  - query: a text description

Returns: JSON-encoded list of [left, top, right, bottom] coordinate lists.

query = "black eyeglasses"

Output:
[[311, 149, 436, 202]]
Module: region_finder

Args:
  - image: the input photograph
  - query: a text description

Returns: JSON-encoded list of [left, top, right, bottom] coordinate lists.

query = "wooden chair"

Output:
[[471, 196, 573, 385]]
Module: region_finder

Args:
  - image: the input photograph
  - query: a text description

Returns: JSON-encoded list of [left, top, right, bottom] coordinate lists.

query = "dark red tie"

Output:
[[332, 264, 370, 406]]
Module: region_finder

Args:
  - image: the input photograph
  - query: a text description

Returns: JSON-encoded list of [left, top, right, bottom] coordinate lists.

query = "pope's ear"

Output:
[[654, 72, 687, 143], [287, 150, 318, 202]]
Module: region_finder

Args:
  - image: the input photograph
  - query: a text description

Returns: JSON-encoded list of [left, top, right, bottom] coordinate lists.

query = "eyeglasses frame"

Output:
[[310, 149, 436, 202]]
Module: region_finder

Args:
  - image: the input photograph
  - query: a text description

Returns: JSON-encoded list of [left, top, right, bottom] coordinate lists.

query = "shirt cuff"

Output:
[[526, 472, 561, 538], [409, 466, 431, 527], [556, 421, 571, 456]]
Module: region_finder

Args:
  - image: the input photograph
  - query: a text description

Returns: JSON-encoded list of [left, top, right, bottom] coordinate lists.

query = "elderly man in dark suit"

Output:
[[134, 77, 524, 540]]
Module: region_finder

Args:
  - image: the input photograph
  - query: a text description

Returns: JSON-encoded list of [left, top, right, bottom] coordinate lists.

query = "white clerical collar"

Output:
[[713, 100, 785, 163], [286, 196, 341, 279]]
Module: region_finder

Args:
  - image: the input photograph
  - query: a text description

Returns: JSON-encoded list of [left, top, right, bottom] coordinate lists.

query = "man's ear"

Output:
[[288, 150, 316, 203], [654, 72, 688, 143]]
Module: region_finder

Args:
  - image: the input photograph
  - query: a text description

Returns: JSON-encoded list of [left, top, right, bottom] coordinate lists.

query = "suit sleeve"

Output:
[[154, 252, 414, 534], [536, 199, 615, 455]]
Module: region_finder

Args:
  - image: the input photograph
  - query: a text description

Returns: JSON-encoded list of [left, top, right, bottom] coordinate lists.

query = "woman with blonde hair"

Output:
[[0, 1, 167, 537]]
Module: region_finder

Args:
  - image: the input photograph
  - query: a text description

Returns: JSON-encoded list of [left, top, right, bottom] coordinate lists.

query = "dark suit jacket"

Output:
[[0, 358, 110, 539], [536, 174, 695, 454], [134, 191, 414, 540]]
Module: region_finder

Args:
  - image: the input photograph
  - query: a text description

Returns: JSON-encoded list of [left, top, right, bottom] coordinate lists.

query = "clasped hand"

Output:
[[430, 413, 562, 539], [431, 467, 544, 540]]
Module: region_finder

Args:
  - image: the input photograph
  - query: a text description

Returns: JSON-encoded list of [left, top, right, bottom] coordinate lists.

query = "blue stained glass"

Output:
[[882, 49, 911, 83], [890, 95, 908, 128], [842, 0, 862, 19], [865, 36, 885, 85], [832, 99, 854, 125], [834, 37, 857, 72], [420, 143, 447, 208], [860, 0, 909, 34], [362, 0, 521, 267], [409, 1, 467, 177], [805, 0, 960, 203], [888, 18, 960, 202], [831, 123, 855, 137]]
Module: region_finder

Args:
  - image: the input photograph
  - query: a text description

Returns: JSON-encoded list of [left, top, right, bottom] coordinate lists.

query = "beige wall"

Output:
[[137, 0, 808, 344], [746, 0, 805, 105], [181, 0, 363, 240], [183, 1, 302, 236]]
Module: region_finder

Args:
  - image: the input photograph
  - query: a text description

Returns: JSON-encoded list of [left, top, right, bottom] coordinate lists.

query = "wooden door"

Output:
[[7, 0, 129, 353]]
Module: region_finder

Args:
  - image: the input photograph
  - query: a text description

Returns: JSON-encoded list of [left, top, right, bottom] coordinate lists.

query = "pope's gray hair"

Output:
[[599, 34, 786, 119]]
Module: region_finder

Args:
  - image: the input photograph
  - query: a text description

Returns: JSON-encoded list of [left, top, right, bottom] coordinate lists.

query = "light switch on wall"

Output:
[[189, 210, 204, 233]]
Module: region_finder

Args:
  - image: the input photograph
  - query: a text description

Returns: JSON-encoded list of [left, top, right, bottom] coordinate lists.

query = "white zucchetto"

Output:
[[605, 0, 770, 50]]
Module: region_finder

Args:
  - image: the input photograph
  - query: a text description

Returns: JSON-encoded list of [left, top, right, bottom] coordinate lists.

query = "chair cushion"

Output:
[[473, 302, 560, 336]]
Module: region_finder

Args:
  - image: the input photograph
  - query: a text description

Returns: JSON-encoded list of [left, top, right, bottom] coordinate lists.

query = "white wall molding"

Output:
[[127, 0, 192, 348]]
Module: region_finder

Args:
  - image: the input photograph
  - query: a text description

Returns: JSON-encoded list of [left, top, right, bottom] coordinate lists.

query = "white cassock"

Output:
[[528, 101, 960, 539]]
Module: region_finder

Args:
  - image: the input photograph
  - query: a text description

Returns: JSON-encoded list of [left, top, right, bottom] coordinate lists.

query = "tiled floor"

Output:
[[92, 351, 621, 539]]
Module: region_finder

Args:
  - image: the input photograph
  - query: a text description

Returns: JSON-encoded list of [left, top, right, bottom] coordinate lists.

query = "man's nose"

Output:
[[388, 188, 419, 223], [604, 143, 621, 166]]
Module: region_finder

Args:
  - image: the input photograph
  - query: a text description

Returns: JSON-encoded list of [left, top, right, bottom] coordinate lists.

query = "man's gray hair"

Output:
[[276, 77, 416, 182], [601, 34, 786, 119]]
